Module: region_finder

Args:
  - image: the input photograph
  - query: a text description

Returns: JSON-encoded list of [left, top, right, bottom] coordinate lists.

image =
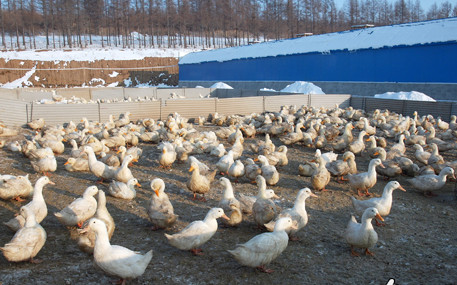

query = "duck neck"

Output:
[[94, 227, 111, 254], [223, 183, 235, 199], [361, 216, 375, 231], [87, 149, 98, 164], [203, 215, 218, 230], [33, 182, 45, 201], [368, 162, 378, 177], [24, 214, 37, 227], [293, 196, 307, 215], [257, 180, 268, 199]]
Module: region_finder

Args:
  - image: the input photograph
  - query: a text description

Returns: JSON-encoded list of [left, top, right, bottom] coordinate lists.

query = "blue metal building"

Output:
[[178, 18, 457, 100]]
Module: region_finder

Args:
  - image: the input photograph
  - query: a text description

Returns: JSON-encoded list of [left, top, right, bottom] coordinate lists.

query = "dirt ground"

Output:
[[1, 122, 457, 285]]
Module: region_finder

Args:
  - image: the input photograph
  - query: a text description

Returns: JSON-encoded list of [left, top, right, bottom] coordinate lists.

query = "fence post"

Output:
[[98, 102, 101, 123]]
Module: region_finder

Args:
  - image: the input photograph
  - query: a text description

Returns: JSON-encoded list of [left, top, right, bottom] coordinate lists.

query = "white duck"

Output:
[[4, 176, 54, 231], [83, 145, 116, 183], [406, 166, 455, 196], [108, 178, 141, 200], [348, 158, 384, 196], [113, 154, 136, 183], [80, 218, 153, 284], [164, 207, 229, 255], [264, 188, 317, 240], [351, 181, 406, 226], [147, 178, 178, 230], [218, 177, 242, 227], [1, 207, 46, 263], [314, 149, 338, 164], [253, 175, 279, 227], [0, 174, 33, 201], [54, 185, 98, 227], [345, 207, 383, 256], [75, 190, 116, 254], [228, 160, 245, 182], [244, 158, 262, 183], [413, 144, 431, 165], [64, 157, 90, 172], [228, 217, 296, 273], [257, 155, 280, 186], [31, 154, 57, 176], [216, 150, 235, 175]]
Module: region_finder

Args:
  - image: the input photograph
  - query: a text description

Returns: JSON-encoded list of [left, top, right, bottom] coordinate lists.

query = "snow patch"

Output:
[[3, 66, 37, 88], [210, 82, 233, 89], [281, 81, 325, 94], [374, 91, 435, 101], [108, 71, 119, 78]]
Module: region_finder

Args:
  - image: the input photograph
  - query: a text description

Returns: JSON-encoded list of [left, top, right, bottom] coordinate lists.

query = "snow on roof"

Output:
[[374, 91, 436, 102], [180, 18, 457, 65]]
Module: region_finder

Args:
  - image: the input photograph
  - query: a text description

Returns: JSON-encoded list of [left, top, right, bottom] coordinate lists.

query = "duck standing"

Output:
[[345, 207, 384, 256], [252, 175, 279, 228], [80, 218, 153, 284], [406, 166, 455, 196], [54, 186, 98, 227], [348, 158, 384, 196], [187, 161, 217, 201], [164, 208, 229, 255], [4, 176, 54, 231], [147, 178, 178, 230], [218, 177, 242, 227], [257, 155, 280, 186], [351, 181, 406, 226], [1, 207, 46, 263], [311, 156, 331, 192], [228, 217, 296, 273], [264, 188, 317, 240]]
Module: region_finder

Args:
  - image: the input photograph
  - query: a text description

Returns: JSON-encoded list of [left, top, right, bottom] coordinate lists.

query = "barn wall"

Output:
[[179, 42, 457, 83]]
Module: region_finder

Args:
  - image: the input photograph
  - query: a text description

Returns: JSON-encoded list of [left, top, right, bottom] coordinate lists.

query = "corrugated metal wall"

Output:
[[1, 87, 457, 126], [264, 95, 309, 112], [0, 98, 29, 126], [31, 103, 99, 125], [161, 98, 217, 119], [310, 94, 351, 109], [216, 97, 264, 115]]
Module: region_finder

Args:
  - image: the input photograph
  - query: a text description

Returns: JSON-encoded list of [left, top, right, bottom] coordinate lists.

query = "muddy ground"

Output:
[[1, 124, 457, 285]]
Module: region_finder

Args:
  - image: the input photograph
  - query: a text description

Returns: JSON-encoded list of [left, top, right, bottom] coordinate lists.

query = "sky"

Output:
[[334, 0, 455, 10]]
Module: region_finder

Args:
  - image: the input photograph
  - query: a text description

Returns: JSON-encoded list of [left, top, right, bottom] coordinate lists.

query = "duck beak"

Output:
[[136, 182, 142, 188], [64, 161, 70, 165], [154, 189, 160, 197], [48, 180, 55, 185], [162, 149, 166, 154], [189, 166, 194, 172], [221, 214, 230, 220], [273, 194, 280, 199], [254, 158, 259, 162], [375, 213, 384, 222], [379, 163, 385, 168], [398, 185, 406, 192], [116, 149, 122, 154], [290, 221, 299, 230], [133, 158, 138, 163], [310, 193, 318, 198]]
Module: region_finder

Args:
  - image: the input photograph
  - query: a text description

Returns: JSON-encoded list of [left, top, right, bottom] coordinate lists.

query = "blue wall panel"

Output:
[[179, 42, 457, 83]]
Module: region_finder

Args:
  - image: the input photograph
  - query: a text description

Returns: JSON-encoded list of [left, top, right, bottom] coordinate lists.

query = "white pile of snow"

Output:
[[210, 82, 233, 89], [280, 81, 325, 94], [1, 66, 37, 88], [374, 91, 435, 102]]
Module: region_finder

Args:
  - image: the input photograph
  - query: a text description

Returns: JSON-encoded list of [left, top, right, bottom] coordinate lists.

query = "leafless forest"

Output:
[[1, 0, 456, 50]]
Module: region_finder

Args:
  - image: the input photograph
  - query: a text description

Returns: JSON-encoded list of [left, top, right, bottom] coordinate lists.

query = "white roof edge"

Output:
[[179, 18, 457, 65]]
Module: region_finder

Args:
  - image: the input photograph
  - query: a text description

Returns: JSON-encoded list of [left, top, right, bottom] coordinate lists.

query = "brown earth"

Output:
[[0, 57, 179, 88], [1, 124, 457, 284]]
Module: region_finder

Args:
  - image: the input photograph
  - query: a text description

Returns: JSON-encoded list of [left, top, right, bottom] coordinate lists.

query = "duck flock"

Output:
[[1, 104, 457, 283]]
